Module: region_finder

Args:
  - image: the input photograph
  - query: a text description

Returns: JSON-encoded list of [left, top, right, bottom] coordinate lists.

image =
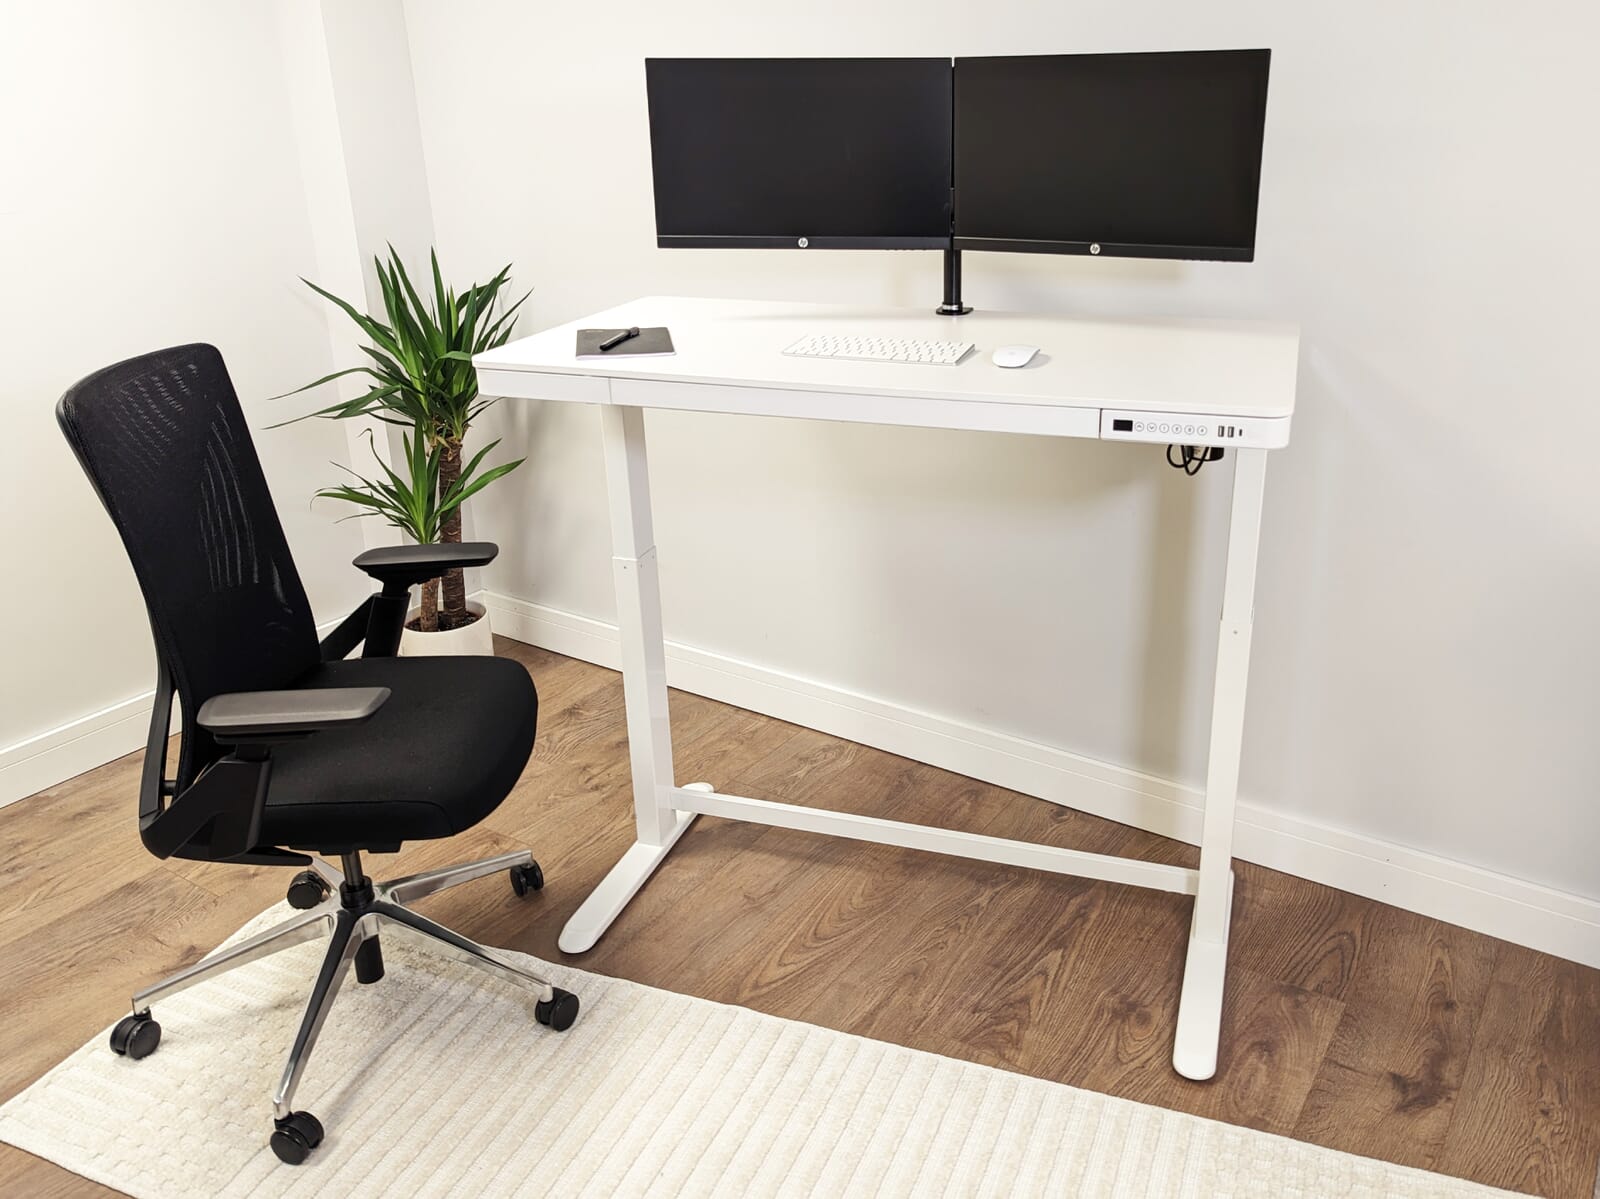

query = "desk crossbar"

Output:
[[670, 786, 1199, 896]]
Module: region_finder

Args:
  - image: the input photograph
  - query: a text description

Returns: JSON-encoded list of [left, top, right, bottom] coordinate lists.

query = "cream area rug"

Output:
[[0, 905, 1519, 1198]]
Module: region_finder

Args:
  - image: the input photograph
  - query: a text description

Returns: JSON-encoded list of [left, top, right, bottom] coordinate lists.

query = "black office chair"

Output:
[[57, 344, 576, 1165]]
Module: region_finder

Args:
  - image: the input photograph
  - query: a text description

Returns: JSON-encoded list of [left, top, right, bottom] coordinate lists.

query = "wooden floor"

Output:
[[2, 639, 1597, 1197]]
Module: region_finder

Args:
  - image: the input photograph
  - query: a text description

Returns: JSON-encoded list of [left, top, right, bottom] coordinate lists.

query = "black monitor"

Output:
[[953, 50, 1271, 261], [644, 58, 953, 250]]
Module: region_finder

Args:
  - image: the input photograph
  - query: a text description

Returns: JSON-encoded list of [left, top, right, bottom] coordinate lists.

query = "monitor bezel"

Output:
[[646, 56, 955, 252], [950, 49, 1271, 264], [657, 234, 952, 250], [952, 235, 1255, 263]]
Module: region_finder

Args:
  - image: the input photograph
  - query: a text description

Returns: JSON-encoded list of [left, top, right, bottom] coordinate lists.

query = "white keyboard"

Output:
[[783, 333, 975, 366]]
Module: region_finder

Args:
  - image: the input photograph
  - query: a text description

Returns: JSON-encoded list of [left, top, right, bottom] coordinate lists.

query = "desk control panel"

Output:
[[1100, 408, 1290, 449]]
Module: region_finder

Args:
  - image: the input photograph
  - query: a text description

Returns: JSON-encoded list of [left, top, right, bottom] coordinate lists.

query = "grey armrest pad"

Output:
[[197, 687, 390, 738], [354, 541, 498, 580]]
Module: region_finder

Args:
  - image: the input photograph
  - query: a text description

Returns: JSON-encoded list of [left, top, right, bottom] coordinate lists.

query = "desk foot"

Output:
[[1172, 870, 1235, 1081], [557, 791, 705, 954]]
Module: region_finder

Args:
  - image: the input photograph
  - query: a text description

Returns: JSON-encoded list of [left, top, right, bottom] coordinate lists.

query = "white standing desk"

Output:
[[475, 295, 1300, 1081]]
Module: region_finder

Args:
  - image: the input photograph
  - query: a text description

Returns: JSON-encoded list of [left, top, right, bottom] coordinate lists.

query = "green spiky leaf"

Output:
[[287, 247, 530, 607]]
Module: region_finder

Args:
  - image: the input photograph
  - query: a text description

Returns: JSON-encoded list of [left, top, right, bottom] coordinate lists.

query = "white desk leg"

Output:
[[1172, 447, 1267, 1080], [558, 406, 697, 954]]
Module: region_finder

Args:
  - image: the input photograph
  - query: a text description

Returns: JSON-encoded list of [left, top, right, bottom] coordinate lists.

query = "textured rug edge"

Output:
[[0, 904, 1529, 1198]]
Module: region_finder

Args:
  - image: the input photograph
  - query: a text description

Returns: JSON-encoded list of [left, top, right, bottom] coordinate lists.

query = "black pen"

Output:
[[599, 326, 640, 352]]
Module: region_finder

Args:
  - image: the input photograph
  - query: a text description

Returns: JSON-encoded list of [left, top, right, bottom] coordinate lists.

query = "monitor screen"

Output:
[[953, 50, 1271, 260], [645, 58, 954, 249]]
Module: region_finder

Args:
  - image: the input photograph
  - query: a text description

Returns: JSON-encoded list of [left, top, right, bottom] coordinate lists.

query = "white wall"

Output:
[[402, 0, 1600, 956], [0, 2, 388, 798], [282, 0, 437, 551]]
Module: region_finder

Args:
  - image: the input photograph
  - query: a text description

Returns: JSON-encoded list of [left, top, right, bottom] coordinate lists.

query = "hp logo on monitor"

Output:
[[1090, 243, 1102, 255], [797, 237, 809, 248]]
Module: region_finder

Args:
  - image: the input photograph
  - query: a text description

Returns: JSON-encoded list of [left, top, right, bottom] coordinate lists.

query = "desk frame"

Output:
[[557, 402, 1267, 1081]]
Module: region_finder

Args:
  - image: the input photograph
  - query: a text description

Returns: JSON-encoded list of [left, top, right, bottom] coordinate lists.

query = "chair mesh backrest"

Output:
[[57, 344, 321, 789]]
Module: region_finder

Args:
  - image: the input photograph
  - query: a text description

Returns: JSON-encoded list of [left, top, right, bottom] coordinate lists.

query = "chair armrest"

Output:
[[142, 688, 387, 861], [198, 687, 390, 743], [347, 542, 499, 658], [353, 542, 499, 587]]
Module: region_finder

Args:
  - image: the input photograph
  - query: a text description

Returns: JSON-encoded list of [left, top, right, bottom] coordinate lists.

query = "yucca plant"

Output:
[[319, 428, 522, 630], [280, 246, 528, 631]]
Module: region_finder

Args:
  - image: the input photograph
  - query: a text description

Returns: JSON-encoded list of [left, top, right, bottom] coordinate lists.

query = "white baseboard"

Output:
[[0, 694, 155, 808], [484, 590, 1600, 970]]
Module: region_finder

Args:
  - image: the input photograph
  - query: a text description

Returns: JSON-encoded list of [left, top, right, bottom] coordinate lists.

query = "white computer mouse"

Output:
[[991, 344, 1039, 369]]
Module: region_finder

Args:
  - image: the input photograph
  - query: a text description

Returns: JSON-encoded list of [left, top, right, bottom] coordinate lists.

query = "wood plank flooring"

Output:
[[1, 639, 1596, 1197]]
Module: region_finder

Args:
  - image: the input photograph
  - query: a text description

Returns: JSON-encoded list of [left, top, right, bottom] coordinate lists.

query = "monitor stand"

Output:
[[937, 247, 973, 315]]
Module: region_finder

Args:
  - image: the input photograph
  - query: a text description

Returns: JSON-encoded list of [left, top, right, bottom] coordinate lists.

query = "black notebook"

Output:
[[575, 326, 676, 359]]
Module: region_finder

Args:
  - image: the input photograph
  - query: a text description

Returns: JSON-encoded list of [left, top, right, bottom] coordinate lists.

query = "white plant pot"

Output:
[[400, 599, 494, 657]]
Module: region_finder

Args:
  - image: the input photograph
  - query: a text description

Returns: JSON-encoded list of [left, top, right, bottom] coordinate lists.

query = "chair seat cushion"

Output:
[[257, 655, 537, 853]]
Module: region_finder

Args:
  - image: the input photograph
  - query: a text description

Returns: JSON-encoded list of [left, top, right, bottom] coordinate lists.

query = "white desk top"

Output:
[[475, 296, 1299, 442]]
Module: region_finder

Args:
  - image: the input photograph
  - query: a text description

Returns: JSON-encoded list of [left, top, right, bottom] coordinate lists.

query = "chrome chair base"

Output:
[[111, 848, 577, 1165]]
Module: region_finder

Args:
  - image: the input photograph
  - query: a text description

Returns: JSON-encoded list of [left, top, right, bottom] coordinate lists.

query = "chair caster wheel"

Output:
[[109, 1011, 161, 1059], [286, 869, 330, 910], [535, 987, 579, 1031], [509, 861, 544, 897], [270, 1111, 324, 1165]]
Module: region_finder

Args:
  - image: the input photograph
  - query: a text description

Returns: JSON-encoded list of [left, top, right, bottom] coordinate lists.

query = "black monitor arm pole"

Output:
[[937, 247, 972, 315]]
